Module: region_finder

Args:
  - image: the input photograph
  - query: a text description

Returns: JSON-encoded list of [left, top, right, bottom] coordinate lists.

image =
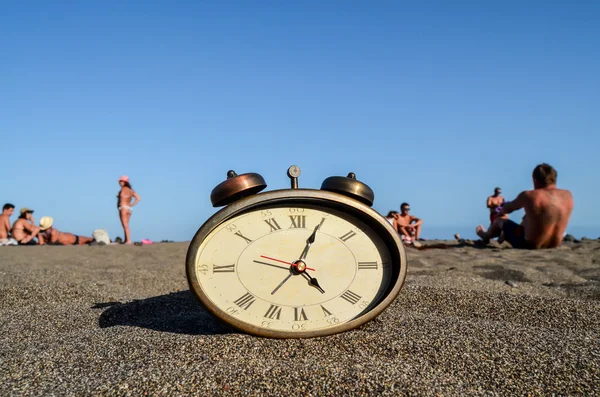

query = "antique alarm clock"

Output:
[[186, 165, 407, 338]]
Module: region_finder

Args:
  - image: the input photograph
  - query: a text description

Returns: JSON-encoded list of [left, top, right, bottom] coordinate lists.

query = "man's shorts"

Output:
[[502, 220, 535, 249]]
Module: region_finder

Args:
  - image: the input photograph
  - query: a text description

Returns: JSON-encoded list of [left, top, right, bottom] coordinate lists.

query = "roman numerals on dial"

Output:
[[234, 231, 253, 244], [213, 264, 235, 273], [289, 215, 306, 228], [320, 305, 333, 317], [339, 230, 356, 242], [358, 261, 378, 270], [340, 290, 362, 305], [264, 218, 282, 232], [294, 307, 308, 321], [234, 292, 256, 310], [264, 304, 282, 320]]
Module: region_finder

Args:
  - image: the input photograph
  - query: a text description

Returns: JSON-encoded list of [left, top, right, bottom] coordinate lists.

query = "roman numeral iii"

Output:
[[358, 261, 378, 270]]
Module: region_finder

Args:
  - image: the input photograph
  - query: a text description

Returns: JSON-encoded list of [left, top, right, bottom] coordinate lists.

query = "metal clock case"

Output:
[[186, 165, 407, 338]]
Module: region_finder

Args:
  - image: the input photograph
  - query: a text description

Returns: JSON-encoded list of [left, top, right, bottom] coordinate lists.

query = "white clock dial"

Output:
[[193, 205, 393, 333]]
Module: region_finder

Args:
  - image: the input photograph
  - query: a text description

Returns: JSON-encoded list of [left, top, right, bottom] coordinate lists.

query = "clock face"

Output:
[[188, 201, 397, 337]]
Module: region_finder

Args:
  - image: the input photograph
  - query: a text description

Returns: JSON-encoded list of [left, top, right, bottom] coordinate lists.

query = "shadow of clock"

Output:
[[92, 290, 231, 335]]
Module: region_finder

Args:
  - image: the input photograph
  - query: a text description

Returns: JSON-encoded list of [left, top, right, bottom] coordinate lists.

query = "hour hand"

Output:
[[302, 272, 325, 294], [299, 224, 321, 261]]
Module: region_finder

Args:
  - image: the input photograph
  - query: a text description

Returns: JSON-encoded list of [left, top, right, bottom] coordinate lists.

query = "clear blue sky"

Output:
[[2, 1, 599, 241]]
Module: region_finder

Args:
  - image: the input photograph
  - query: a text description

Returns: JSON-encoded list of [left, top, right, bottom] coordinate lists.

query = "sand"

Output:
[[1, 240, 599, 396]]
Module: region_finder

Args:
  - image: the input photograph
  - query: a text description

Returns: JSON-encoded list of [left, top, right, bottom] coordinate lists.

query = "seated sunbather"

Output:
[[476, 163, 573, 249], [396, 203, 423, 241], [11, 208, 40, 245], [37, 216, 94, 246], [385, 211, 400, 231], [1, 203, 15, 239]]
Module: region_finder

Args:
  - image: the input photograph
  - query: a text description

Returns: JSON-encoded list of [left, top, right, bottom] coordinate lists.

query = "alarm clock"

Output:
[[186, 165, 407, 338]]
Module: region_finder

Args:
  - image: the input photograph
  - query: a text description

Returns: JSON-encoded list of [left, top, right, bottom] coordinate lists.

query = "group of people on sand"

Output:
[[384, 163, 574, 250], [0, 206, 93, 246], [0, 175, 141, 246], [1, 164, 575, 250]]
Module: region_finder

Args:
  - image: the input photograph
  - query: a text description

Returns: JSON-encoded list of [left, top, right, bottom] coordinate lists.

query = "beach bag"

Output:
[[92, 229, 111, 245]]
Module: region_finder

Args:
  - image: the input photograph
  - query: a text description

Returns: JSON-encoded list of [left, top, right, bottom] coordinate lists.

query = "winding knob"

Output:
[[210, 170, 267, 207], [320, 172, 374, 206]]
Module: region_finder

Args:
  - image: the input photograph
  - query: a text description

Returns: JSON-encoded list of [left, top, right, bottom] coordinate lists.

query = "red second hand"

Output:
[[260, 255, 315, 271]]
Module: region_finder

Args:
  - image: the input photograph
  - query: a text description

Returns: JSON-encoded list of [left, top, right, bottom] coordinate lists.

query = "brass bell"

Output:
[[210, 170, 267, 207], [320, 172, 374, 206]]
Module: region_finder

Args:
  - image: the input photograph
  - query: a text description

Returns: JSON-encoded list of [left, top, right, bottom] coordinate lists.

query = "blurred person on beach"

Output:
[[37, 216, 94, 245], [1, 203, 15, 239], [116, 175, 141, 245], [487, 187, 507, 223], [385, 210, 400, 231], [0, 203, 18, 245], [396, 203, 423, 245], [11, 207, 40, 245], [476, 163, 573, 249]]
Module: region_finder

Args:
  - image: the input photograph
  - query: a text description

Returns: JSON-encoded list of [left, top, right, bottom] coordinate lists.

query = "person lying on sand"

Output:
[[37, 216, 94, 246], [11, 208, 40, 245], [476, 163, 573, 249]]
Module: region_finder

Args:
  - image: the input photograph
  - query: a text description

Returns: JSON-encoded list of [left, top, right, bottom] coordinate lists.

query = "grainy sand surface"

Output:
[[1, 240, 599, 396]]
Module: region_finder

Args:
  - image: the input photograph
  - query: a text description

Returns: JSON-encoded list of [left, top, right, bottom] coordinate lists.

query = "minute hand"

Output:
[[299, 224, 321, 261]]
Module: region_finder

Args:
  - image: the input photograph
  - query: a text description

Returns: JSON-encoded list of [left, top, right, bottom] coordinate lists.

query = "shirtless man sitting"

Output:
[[396, 203, 423, 241], [0, 203, 18, 245], [11, 207, 40, 245], [487, 187, 506, 224], [476, 163, 573, 249], [37, 216, 94, 246]]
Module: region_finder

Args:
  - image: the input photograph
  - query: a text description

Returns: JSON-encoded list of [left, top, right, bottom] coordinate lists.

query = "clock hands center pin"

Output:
[[259, 255, 315, 271]]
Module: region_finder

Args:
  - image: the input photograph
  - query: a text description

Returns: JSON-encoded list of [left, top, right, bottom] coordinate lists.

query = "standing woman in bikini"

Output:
[[117, 175, 141, 244]]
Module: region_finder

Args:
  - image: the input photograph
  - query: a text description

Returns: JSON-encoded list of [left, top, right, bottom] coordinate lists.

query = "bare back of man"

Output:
[[476, 163, 573, 249], [0, 214, 11, 239], [520, 187, 573, 248]]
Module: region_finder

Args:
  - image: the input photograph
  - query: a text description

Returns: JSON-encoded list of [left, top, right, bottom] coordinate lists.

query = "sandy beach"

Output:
[[1, 240, 599, 396]]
